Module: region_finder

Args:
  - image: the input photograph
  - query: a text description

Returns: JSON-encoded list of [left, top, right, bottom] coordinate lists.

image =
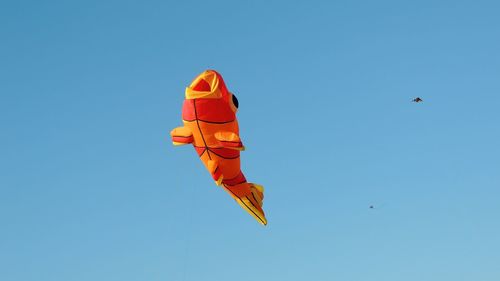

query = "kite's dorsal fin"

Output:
[[208, 160, 223, 185]]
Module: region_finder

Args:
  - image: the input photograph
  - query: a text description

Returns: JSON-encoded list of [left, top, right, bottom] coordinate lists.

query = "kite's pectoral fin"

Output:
[[208, 160, 223, 185], [170, 126, 193, 146], [215, 131, 245, 151], [222, 182, 267, 225]]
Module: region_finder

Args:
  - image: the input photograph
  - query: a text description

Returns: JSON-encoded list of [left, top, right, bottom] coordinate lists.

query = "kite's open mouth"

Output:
[[192, 78, 211, 91], [185, 70, 222, 99], [189, 70, 217, 92]]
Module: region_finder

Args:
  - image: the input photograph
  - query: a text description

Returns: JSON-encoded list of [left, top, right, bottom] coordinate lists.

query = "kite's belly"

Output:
[[183, 119, 242, 181]]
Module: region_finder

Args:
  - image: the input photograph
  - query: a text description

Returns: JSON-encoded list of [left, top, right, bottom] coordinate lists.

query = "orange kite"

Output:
[[171, 70, 267, 225]]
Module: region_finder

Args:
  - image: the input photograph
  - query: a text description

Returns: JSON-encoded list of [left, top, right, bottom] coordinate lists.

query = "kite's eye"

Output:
[[232, 94, 239, 109]]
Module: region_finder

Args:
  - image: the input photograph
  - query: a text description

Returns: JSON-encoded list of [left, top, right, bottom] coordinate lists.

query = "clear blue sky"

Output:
[[1, 0, 499, 280]]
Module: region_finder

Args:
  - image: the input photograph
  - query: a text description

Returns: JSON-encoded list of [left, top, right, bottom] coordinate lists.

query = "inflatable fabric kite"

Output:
[[171, 70, 267, 225]]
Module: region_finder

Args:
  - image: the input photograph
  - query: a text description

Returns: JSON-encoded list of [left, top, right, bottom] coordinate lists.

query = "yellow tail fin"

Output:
[[222, 182, 267, 226]]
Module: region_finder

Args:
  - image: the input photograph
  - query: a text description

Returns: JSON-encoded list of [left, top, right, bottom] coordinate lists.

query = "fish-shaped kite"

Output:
[[171, 70, 267, 225]]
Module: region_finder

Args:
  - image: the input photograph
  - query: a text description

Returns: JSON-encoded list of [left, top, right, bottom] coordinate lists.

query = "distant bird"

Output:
[[369, 205, 374, 209], [412, 97, 423, 103]]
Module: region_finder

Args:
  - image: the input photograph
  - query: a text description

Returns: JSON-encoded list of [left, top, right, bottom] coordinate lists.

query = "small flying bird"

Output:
[[369, 205, 374, 209], [412, 97, 423, 103]]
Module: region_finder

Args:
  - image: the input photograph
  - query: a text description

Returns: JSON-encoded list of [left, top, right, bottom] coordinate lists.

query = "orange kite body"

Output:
[[171, 70, 267, 225]]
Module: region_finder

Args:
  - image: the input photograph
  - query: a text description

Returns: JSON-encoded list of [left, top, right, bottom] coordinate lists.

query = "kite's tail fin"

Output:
[[222, 182, 267, 226]]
